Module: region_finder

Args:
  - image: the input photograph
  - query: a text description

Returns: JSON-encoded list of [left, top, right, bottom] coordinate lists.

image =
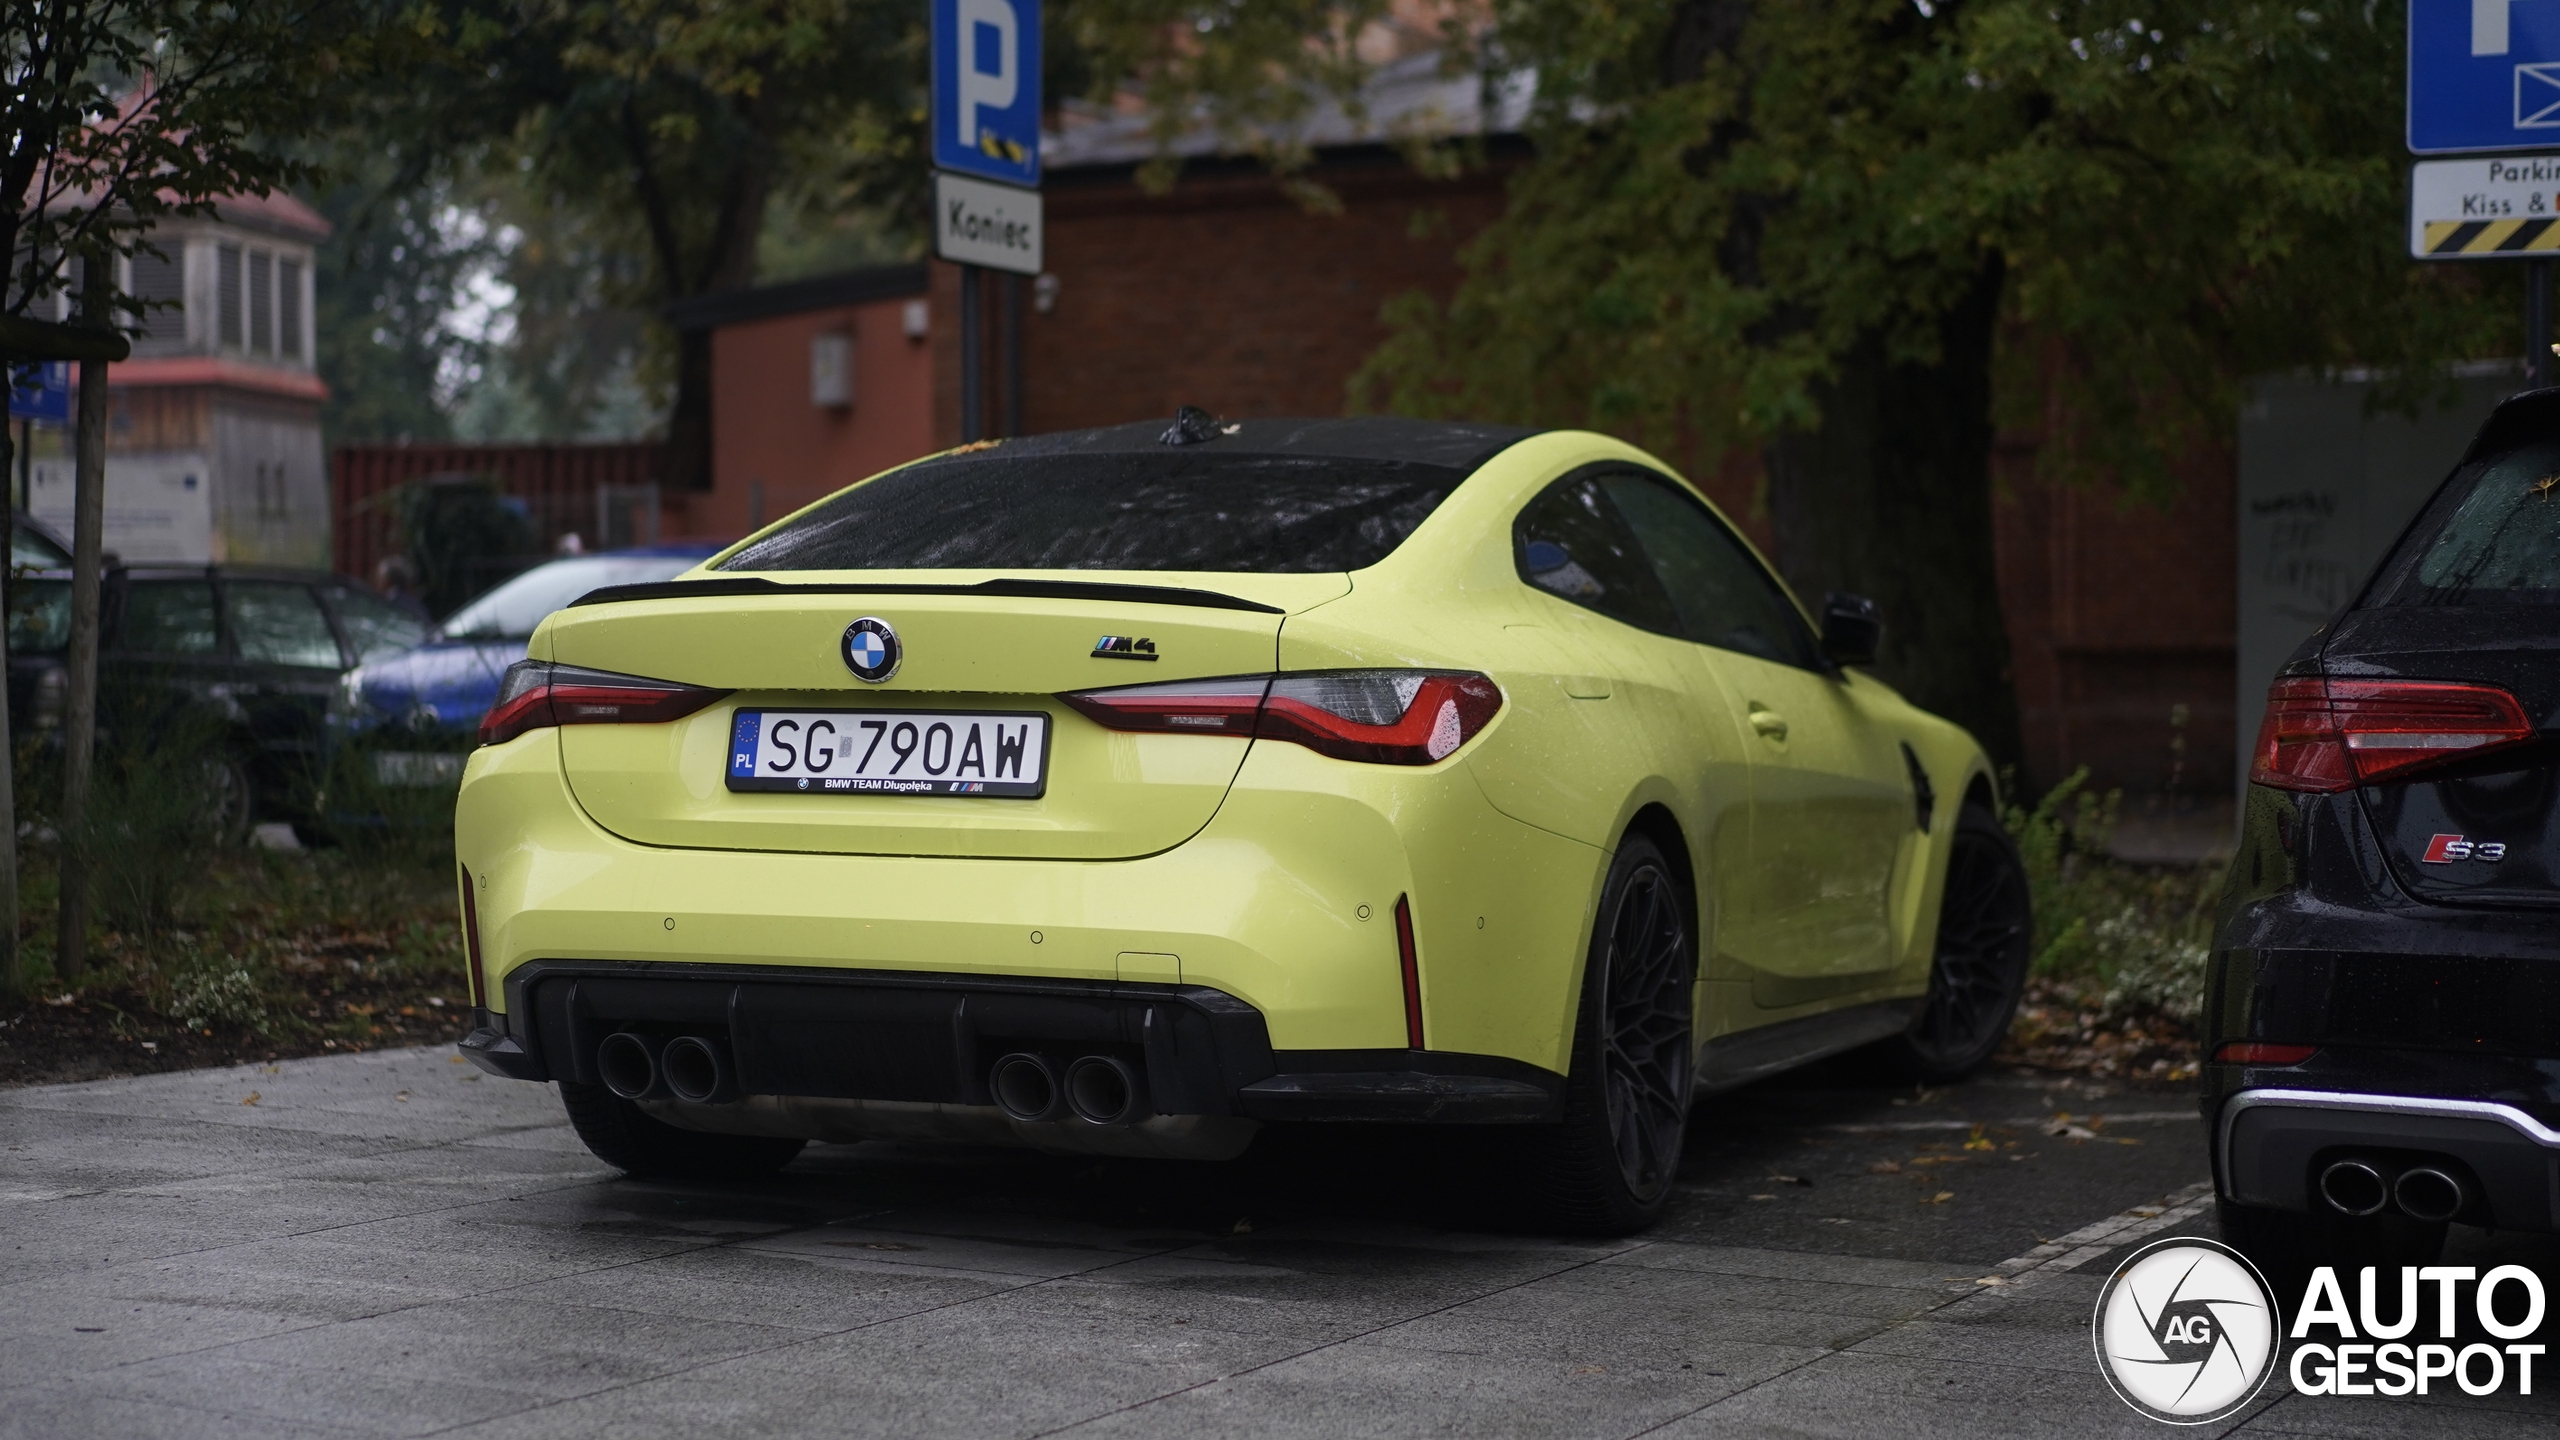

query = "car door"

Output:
[[105, 573, 230, 747], [1510, 472, 1756, 1012], [221, 577, 350, 806], [1598, 470, 1911, 1010]]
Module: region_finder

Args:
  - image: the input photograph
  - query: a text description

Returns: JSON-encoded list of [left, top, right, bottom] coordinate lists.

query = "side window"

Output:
[[1514, 475, 1683, 637], [1601, 471, 1823, 670], [226, 581, 343, 668], [331, 588, 429, 663], [118, 579, 221, 655]]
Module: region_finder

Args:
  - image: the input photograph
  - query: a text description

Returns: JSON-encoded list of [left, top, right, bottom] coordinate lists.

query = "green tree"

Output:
[[1356, 0, 2507, 776]]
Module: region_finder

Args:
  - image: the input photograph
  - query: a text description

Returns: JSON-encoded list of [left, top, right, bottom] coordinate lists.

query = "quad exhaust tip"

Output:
[[2394, 1167, 2466, 1223], [2319, 1158, 2390, 1217], [661, 1035, 736, 1104], [1065, 1055, 1142, 1126], [597, 1032, 659, 1100], [990, 1052, 1063, 1123]]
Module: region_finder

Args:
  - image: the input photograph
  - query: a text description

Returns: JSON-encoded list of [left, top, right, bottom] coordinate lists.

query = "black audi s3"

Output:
[[2210, 388, 2560, 1278]]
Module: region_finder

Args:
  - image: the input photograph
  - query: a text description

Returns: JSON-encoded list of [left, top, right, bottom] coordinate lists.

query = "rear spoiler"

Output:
[[570, 576, 1286, 615]]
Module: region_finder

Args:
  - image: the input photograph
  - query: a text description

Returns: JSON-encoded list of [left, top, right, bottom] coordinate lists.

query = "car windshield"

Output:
[[2369, 438, 2560, 606], [439, 555, 705, 638], [717, 453, 1466, 574], [12, 521, 68, 570]]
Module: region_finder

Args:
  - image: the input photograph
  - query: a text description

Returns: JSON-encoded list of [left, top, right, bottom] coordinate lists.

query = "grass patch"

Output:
[[2, 841, 470, 1085]]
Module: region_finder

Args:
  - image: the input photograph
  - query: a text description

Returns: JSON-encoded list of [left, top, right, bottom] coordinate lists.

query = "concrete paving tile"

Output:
[[513, 1244, 1011, 1331], [1847, 1280, 2111, 1372], [81, 1350, 538, 1437], [0, 1300, 328, 1391], [0, 1381, 368, 1440], [433, 1301, 1312, 1440], [210, 1294, 816, 1402], [1057, 1333, 1818, 1439], [739, 1217, 1185, 1282], [1364, 1263, 1931, 1360], [1642, 1349, 2223, 1439], [1601, 1240, 1976, 1291], [2235, 1390, 2560, 1436]]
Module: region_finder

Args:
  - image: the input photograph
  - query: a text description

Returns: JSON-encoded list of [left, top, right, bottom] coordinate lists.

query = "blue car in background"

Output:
[[330, 544, 722, 795]]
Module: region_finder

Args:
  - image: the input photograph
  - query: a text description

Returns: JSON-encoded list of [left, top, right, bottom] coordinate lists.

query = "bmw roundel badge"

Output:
[[841, 616, 901, 683]]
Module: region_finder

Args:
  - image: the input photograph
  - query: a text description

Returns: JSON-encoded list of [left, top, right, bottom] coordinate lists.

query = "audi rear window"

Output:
[[718, 453, 1466, 574], [2369, 438, 2560, 606]]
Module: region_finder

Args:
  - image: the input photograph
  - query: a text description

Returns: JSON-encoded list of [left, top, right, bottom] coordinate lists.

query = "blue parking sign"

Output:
[[933, 0, 1041, 187], [7, 361, 70, 426], [2411, 0, 2560, 153]]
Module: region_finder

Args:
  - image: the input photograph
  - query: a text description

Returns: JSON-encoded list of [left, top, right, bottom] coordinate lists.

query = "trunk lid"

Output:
[[544, 575, 1344, 859]]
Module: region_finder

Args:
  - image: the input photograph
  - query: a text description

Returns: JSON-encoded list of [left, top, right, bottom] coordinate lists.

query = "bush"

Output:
[[159, 953, 278, 1037], [2004, 768, 2222, 1027]]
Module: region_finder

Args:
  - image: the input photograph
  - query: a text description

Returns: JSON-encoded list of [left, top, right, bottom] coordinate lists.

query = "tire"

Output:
[[201, 753, 254, 849], [1883, 801, 2031, 1083], [557, 1080, 806, 1181], [2217, 1198, 2444, 1300], [1518, 834, 1696, 1235]]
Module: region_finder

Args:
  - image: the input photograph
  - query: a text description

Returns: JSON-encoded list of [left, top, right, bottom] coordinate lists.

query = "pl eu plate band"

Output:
[[2217, 1088, 2560, 1195]]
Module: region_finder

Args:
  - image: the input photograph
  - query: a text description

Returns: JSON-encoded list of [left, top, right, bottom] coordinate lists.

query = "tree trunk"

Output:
[[0, 409, 16, 996], [58, 269, 111, 976], [1763, 254, 2029, 788]]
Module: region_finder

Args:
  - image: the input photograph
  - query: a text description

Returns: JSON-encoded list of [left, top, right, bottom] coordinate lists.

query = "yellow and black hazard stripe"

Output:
[[2421, 218, 2560, 256]]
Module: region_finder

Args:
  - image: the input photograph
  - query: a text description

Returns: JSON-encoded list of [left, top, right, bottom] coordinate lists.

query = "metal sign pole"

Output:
[[960, 262, 983, 443], [1002, 271, 1024, 437], [2533, 260, 2553, 389]]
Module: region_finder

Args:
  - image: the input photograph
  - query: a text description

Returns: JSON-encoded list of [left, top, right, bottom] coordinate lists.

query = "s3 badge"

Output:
[[841, 616, 902, 683], [2420, 833, 2506, 863]]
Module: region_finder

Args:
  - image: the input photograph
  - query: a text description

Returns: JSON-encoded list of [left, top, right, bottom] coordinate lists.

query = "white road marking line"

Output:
[[1974, 1180, 2218, 1292]]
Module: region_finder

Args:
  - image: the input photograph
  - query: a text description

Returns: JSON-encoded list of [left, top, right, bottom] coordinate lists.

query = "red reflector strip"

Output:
[[1394, 895, 1423, 1050], [459, 863, 487, 1011], [2212, 1042, 2316, 1065]]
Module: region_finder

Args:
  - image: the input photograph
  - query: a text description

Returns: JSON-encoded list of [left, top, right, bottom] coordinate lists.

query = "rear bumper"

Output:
[[2216, 1087, 2560, 1233], [457, 960, 1562, 1124]]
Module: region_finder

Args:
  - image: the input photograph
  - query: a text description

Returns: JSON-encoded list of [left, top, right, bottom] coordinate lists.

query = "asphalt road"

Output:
[[2, 1047, 2553, 1437]]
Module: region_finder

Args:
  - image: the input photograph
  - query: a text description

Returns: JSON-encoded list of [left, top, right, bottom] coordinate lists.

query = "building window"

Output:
[[249, 250, 274, 353], [130, 250, 185, 351], [218, 243, 243, 349], [255, 461, 289, 521], [279, 258, 303, 361], [810, 330, 852, 409]]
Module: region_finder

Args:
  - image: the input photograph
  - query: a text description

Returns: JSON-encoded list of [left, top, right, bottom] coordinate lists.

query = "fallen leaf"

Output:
[[1748, 1193, 1777, 1201], [240, 1092, 260, 1107], [1231, 1218, 1253, 1235], [1927, 1191, 1954, 1204], [1867, 1160, 1902, 1175], [2047, 1121, 2098, 1140], [1572, 1365, 1607, 1376], [1768, 1174, 1813, 1188], [448, 1055, 467, 1064]]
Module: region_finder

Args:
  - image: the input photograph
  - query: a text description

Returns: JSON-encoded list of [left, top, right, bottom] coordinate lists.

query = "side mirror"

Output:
[[1820, 592, 1882, 668]]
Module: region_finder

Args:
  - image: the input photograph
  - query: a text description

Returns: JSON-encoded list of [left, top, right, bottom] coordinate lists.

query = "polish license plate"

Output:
[[725, 709, 1049, 797]]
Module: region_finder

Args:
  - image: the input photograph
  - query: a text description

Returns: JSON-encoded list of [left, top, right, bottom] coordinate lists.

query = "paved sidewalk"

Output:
[[0, 1048, 2551, 1437]]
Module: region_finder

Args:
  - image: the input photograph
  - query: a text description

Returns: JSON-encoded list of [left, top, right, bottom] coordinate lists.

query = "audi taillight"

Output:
[[478, 661, 731, 746], [1061, 670, 1503, 765], [2250, 675, 2536, 792]]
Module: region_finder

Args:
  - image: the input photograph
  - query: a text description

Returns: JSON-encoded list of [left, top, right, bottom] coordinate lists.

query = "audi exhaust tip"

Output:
[[2318, 1158, 2391, 1217], [2393, 1166, 2466, 1223]]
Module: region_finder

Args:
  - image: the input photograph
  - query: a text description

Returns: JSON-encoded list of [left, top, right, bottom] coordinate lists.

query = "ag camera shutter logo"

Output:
[[2092, 1238, 2279, 1423]]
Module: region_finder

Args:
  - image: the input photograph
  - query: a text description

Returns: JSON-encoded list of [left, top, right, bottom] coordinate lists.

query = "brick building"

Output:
[[667, 52, 2244, 832]]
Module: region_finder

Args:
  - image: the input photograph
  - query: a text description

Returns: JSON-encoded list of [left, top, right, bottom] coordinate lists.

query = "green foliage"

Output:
[[2004, 768, 2221, 1024], [2, 0, 418, 324], [159, 955, 275, 1036], [1356, 0, 2509, 494]]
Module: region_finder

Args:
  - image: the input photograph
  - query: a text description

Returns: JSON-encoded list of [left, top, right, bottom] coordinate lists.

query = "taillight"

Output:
[[478, 661, 730, 746], [2250, 675, 2535, 791], [1060, 670, 1503, 765]]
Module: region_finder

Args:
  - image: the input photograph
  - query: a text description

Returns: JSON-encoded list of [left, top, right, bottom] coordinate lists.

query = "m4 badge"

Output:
[[1091, 635, 1157, 661], [2421, 833, 2507, 864]]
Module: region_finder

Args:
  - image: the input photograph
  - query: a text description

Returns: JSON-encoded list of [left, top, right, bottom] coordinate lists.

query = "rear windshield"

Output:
[[717, 453, 1465, 574], [2369, 439, 2560, 606]]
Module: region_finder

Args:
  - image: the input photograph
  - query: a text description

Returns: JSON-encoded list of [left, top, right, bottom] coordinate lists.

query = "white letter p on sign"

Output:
[[957, 0, 1018, 147]]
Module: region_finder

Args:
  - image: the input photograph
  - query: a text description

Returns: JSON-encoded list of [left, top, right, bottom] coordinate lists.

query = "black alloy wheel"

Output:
[[1524, 834, 1695, 1234], [1889, 802, 2032, 1082]]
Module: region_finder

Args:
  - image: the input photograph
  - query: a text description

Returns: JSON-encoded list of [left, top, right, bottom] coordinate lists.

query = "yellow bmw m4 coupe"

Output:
[[454, 414, 2028, 1232]]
